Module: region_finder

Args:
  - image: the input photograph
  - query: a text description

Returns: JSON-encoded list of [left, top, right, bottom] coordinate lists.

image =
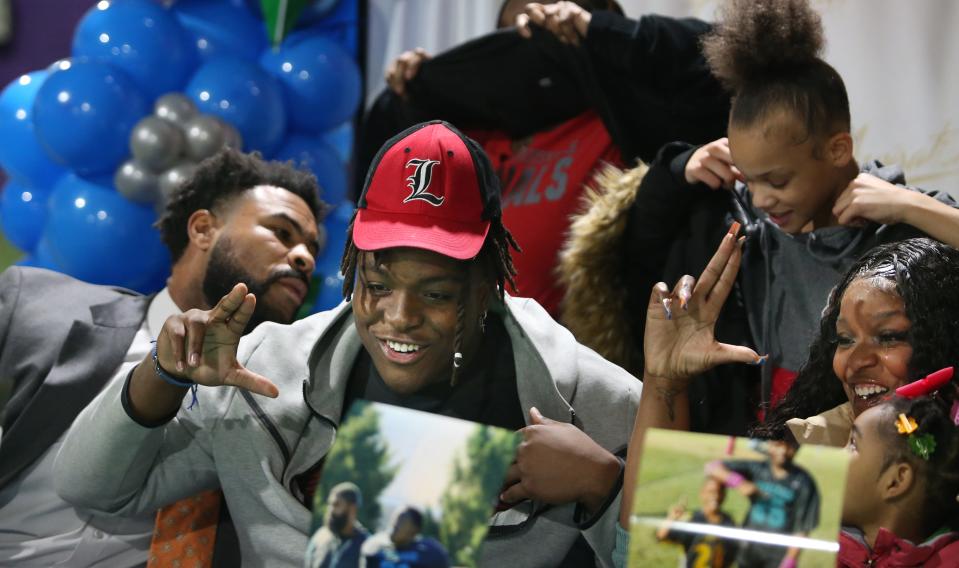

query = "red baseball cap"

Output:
[[353, 121, 502, 260]]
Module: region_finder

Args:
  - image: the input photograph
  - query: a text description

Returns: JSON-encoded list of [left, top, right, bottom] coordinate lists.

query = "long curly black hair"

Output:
[[157, 148, 324, 262], [878, 387, 959, 533], [701, 0, 849, 144], [756, 238, 959, 439]]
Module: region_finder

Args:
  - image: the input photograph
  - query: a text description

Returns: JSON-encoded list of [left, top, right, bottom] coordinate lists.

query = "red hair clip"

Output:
[[896, 367, 954, 398]]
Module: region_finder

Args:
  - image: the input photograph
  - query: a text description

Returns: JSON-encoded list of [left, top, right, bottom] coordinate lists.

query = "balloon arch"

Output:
[[0, 0, 359, 313]]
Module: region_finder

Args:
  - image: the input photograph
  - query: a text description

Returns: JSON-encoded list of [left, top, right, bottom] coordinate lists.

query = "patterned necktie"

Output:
[[148, 490, 223, 567]]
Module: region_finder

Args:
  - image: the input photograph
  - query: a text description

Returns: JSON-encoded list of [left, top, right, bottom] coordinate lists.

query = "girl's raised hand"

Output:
[[643, 222, 763, 381]]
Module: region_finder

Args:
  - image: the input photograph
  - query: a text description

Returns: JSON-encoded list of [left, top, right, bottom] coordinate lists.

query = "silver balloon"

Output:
[[184, 115, 232, 162], [114, 160, 159, 204], [157, 162, 199, 207], [154, 93, 198, 127], [130, 116, 185, 172], [221, 121, 243, 150]]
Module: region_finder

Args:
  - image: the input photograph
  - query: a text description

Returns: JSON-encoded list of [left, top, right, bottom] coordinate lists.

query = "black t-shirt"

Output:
[[664, 510, 738, 568], [723, 460, 820, 567], [342, 314, 525, 431]]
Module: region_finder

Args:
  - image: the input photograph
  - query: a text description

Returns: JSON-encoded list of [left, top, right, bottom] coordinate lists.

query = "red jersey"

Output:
[[470, 112, 620, 317]]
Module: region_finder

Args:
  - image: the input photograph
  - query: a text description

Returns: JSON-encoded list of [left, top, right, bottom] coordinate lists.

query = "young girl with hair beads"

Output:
[[839, 374, 959, 566], [561, 0, 959, 436]]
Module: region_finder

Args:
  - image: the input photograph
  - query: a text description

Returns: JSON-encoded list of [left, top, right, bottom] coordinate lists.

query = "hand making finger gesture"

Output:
[[155, 283, 278, 398], [643, 222, 763, 382]]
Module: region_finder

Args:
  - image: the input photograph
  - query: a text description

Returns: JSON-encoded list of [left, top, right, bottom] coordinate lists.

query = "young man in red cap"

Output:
[[54, 121, 640, 567]]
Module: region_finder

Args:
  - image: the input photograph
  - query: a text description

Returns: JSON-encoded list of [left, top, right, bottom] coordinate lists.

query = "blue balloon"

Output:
[[43, 174, 169, 291], [1, 179, 51, 252], [259, 34, 360, 134], [33, 59, 149, 175], [174, 0, 267, 62], [72, 0, 197, 100], [15, 236, 60, 271], [0, 72, 67, 188], [312, 272, 345, 312], [185, 56, 286, 154], [320, 121, 353, 164], [296, 0, 341, 25], [311, 200, 354, 312], [273, 134, 347, 204]]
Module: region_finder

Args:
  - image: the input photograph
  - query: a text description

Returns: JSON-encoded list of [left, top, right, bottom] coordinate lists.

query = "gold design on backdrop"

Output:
[[855, 123, 959, 187]]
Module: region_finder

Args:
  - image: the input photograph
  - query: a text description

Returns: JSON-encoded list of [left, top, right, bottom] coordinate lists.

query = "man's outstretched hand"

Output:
[[155, 283, 278, 398]]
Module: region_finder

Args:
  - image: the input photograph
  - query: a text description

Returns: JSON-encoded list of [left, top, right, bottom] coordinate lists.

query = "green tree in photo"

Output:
[[420, 506, 442, 541], [439, 426, 519, 567], [314, 403, 397, 531]]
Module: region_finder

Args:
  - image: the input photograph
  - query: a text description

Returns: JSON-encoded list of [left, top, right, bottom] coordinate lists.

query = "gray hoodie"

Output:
[[53, 296, 640, 568]]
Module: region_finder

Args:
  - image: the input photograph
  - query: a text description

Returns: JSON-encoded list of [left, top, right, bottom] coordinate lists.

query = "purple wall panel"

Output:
[[0, 0, 96, 86]]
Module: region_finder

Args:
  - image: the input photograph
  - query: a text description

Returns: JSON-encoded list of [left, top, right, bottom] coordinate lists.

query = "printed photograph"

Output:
[[628, 429, 850, 568], [305, 400, 519, 568]]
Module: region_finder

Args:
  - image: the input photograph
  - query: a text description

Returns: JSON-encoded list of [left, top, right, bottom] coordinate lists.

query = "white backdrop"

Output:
[[366, 0, 959, 196]]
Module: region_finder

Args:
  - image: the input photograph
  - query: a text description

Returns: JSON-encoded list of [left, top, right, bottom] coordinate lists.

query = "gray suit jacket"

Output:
[[0, 266, 149, 488], [56, 296, 641, 568]]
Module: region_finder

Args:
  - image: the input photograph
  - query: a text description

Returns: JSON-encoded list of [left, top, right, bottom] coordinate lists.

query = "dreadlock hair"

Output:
[[701, 0, 850, 149], [876, 386, 959, 533], [156, 147, 324, 263], [755, 238, 959, 440], [339, 213, 520, 386]]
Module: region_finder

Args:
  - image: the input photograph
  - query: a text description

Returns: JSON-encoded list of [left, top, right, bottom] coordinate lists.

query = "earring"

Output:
[[479, 311, 487, 333]]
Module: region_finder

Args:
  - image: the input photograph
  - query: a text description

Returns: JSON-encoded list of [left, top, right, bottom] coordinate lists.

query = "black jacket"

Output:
[[354, 11, 730, 198]]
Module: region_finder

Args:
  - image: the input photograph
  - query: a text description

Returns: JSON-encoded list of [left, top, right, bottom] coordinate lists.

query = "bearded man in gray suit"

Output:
[[0, 148, 322, 567]]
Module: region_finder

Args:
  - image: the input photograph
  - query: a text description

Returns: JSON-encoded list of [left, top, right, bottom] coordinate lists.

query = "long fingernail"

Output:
[[727, 221, 742, 237], [679, 289, 691, 311], [189, 353, 199, 367], [662, 298, 673, 320], [749, 355, 768, 366], [176, 361, 185, 372]]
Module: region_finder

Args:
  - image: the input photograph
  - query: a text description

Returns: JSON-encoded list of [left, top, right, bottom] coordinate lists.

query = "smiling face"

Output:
[[351, 247, 490, 395], [728, 113, 852, 234], [833, 277, 914, 416], [201, 185, 319, 328]]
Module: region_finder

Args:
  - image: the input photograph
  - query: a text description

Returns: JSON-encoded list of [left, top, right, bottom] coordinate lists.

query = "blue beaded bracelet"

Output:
[[151, 340, 199, 410]]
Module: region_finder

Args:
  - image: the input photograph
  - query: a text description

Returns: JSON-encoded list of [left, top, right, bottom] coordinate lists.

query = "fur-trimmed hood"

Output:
[[558, 163, 647, 377]]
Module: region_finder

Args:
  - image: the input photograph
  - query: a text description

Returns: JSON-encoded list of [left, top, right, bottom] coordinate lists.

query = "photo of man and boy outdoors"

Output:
[[305, 401, 519, 568]]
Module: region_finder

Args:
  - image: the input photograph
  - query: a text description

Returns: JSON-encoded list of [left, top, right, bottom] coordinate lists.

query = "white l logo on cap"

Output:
[[403, 158, 444, 206]]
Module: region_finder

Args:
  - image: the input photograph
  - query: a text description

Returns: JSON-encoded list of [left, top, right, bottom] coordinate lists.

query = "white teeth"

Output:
[[386, 340, 421, 353], [854, 384, 889, 398]]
